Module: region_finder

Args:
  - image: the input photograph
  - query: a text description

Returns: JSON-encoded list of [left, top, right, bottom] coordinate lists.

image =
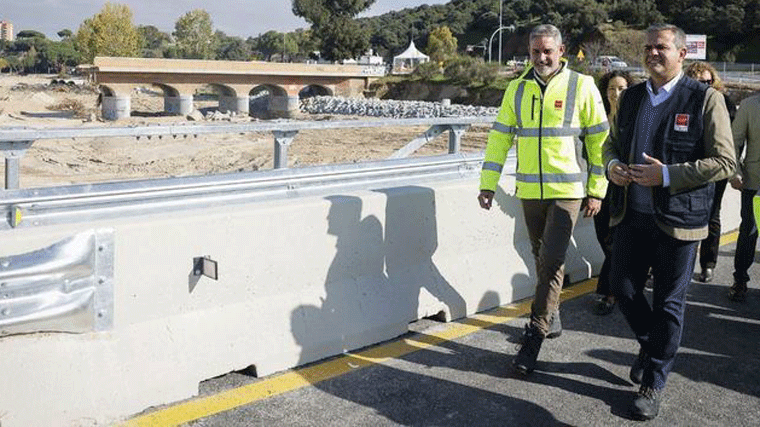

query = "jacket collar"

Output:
[[518, 58, 569, 82]]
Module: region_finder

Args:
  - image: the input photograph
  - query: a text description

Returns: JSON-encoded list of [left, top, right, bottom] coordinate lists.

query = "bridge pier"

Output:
[[164, 95, 194, 116], [270, 95, 300, 118], [101, 95, 131, 120], [219, 96, 250, 115]]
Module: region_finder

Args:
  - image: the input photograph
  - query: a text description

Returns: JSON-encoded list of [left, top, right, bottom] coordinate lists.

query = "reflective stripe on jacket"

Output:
[[480, 62, 610, 199]]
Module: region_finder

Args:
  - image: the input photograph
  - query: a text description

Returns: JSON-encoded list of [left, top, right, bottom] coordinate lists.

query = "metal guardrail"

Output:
[[0, 118, 497, 337], [0, 228, 114, 336], [0, 117, 494, 190], [0, 117, 496, 230]]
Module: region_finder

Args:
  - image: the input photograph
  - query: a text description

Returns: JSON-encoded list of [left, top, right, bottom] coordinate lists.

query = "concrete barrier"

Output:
[[0, 168, 742, 426]]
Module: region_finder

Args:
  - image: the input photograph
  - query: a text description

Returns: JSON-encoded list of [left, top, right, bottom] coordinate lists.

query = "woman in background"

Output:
[[593, 70, 636, 315], [685, 61, 736, 283]]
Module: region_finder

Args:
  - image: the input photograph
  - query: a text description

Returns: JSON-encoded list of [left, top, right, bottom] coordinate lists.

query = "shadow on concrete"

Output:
[[291, 188, 467, 368]]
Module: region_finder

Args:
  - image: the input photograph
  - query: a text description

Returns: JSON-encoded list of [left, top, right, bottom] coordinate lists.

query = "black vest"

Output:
[[609, 76, 714, 229]]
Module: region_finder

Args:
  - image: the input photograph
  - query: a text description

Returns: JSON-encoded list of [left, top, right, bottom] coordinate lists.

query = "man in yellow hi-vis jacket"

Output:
[[477, 24, 609, 375]]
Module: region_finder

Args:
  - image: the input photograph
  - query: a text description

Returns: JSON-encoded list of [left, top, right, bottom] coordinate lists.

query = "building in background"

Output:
[[0, 20, 13, 41]]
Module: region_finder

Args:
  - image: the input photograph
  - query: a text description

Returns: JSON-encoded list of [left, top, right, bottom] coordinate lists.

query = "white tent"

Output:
[[392, 40, 429, 74]]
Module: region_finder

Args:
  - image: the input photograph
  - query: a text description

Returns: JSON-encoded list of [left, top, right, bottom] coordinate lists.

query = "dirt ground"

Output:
[[0, 74, 490, 189]]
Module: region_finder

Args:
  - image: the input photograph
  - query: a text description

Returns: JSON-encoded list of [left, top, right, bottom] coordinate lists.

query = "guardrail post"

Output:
[[272, 130, 298, 169], [448, 125, 468, 154], [1, 140, 33, 190]]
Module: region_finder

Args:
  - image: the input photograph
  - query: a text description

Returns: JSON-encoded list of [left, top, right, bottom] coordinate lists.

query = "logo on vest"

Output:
[[555, 100, 563, 109], [674, 114, 690, 132]]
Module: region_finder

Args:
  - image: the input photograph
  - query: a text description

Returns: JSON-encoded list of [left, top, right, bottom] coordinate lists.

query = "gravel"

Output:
[[299, 96, 498, 118]]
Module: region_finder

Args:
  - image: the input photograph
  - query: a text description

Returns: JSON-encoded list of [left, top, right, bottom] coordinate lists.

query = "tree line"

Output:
[[1, 0, 758, 74]]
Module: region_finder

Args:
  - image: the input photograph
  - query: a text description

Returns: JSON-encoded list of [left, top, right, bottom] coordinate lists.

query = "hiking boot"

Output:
[[513, 324, 544, 375], [546, 309, 562, 339], [728, 282, 747, 302], [630, 386, 661, 421], [630, 347, 649, 385]]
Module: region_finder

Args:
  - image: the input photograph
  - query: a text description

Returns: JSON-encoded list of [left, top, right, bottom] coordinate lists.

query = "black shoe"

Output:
[[592, 296, 616, 316], [630, 348, 649, 385], [513, 324, 544, 375], [728, 282, 747, 302], [630, 386, 661, 421], [695, 267, 714, 283], [546, 310, 562, 339]]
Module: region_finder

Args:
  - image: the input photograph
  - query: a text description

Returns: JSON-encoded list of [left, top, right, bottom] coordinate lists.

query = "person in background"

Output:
[[728, 90, 760, 302], [685, 61, 737, 283], [593, 70, 636, 315], [478, 24, 609, 376], [604, 24, 735, 420]]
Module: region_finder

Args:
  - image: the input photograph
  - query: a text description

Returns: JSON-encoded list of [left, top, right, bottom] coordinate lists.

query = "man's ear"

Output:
[[559, 44, 566, 56]]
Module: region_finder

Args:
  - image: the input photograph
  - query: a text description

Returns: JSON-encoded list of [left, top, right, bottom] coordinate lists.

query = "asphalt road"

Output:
[[122, 234, 760, 427]]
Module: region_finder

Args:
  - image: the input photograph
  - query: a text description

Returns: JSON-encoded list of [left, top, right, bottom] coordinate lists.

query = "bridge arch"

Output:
[[299, 84, 333, 99], [250, 84, 295, 119]]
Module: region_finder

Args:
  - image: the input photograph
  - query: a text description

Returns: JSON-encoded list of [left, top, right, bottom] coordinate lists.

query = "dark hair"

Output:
[[597, 70, 636, 114]]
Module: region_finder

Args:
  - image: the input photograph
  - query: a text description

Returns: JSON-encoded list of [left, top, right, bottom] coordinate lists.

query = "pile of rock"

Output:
[[300, 96, 498, 118]]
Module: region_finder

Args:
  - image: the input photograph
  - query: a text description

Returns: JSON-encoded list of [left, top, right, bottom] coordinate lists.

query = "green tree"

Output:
[[16, 30, 47, 39], [292, 0, 375, 61], [215, 31, 251, 61], [427, 26, 458, 65], [256, 30, 287, 61], [57, 29, 73, 40], [138, 25, 171, 50], [173, 9, 217, 59], [137, 25, 172, 57], [75, 3, 140, 63]]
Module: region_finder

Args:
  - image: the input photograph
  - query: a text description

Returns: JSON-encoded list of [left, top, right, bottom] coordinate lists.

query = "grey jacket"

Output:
[[733, 92, 760, 190]]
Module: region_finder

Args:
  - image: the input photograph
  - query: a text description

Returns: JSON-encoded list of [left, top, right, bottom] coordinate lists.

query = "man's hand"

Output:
[[629, 153, 664, 187], [609, 161, 632, 186], [582, 197, 602, 217], [478, 190, 494, 210], [730, 175, 744, 190]]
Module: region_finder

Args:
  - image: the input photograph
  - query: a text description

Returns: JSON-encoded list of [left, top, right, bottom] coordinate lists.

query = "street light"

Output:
[[488, 25, 515, 63]]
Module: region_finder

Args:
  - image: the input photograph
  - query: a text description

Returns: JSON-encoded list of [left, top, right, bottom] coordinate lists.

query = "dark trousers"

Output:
[[734, 189, 758, 284], [699, 178, 728, 270], [521, 199, 581, 336], [610, 210, 698, 390], [593, 196, 613, 296]]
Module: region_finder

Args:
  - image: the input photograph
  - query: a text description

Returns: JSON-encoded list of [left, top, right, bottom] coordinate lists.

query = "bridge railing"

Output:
[[0, 117, 494, 191]]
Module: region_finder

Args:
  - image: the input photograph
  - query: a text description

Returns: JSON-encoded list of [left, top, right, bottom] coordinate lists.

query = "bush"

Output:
[[411, 61, 443, 80], [443, 55, 500, 87]]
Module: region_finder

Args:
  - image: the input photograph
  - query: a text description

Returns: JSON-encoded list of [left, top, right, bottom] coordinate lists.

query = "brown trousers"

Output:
[[521, 198, 582, 336]]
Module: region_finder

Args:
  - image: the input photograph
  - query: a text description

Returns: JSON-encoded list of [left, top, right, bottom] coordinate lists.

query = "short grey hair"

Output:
[[530, 24, 562, 46], [646, 24, 686, 49]]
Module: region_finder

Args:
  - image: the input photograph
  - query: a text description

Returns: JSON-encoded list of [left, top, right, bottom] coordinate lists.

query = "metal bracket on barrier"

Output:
[[388, 125, 447, 159], [1, 140, 33, 190], [272, 130, 299, 169], [193, 256, 218, 280], [0, 228, 115, 336], [448, 125, 469, 154]]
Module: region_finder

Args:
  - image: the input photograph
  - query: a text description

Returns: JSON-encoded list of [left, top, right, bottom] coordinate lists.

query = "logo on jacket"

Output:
[[554, 100, 563, 109], [674, 114, 690, 132]]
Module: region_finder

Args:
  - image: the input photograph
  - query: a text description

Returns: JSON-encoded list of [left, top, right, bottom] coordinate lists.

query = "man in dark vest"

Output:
[[604, 24, 735, 420]]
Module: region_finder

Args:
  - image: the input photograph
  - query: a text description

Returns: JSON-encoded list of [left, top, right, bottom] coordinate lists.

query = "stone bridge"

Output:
[[92, 57, 385, 120]]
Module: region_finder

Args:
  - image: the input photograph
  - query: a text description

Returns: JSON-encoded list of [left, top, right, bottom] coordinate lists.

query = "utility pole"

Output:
[[498, 0, 503, 64]]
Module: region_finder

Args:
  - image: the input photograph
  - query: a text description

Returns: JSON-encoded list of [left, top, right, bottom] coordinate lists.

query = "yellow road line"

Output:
[[119, 280, 596, 427], [122, 231, 740, 427]]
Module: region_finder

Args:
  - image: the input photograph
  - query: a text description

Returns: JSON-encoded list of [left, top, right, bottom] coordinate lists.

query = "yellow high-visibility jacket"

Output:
[[480, 62, 609, 200]]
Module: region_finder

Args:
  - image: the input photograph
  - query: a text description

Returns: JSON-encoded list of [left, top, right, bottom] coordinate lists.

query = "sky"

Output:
[[1, 0, 451, 40]]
